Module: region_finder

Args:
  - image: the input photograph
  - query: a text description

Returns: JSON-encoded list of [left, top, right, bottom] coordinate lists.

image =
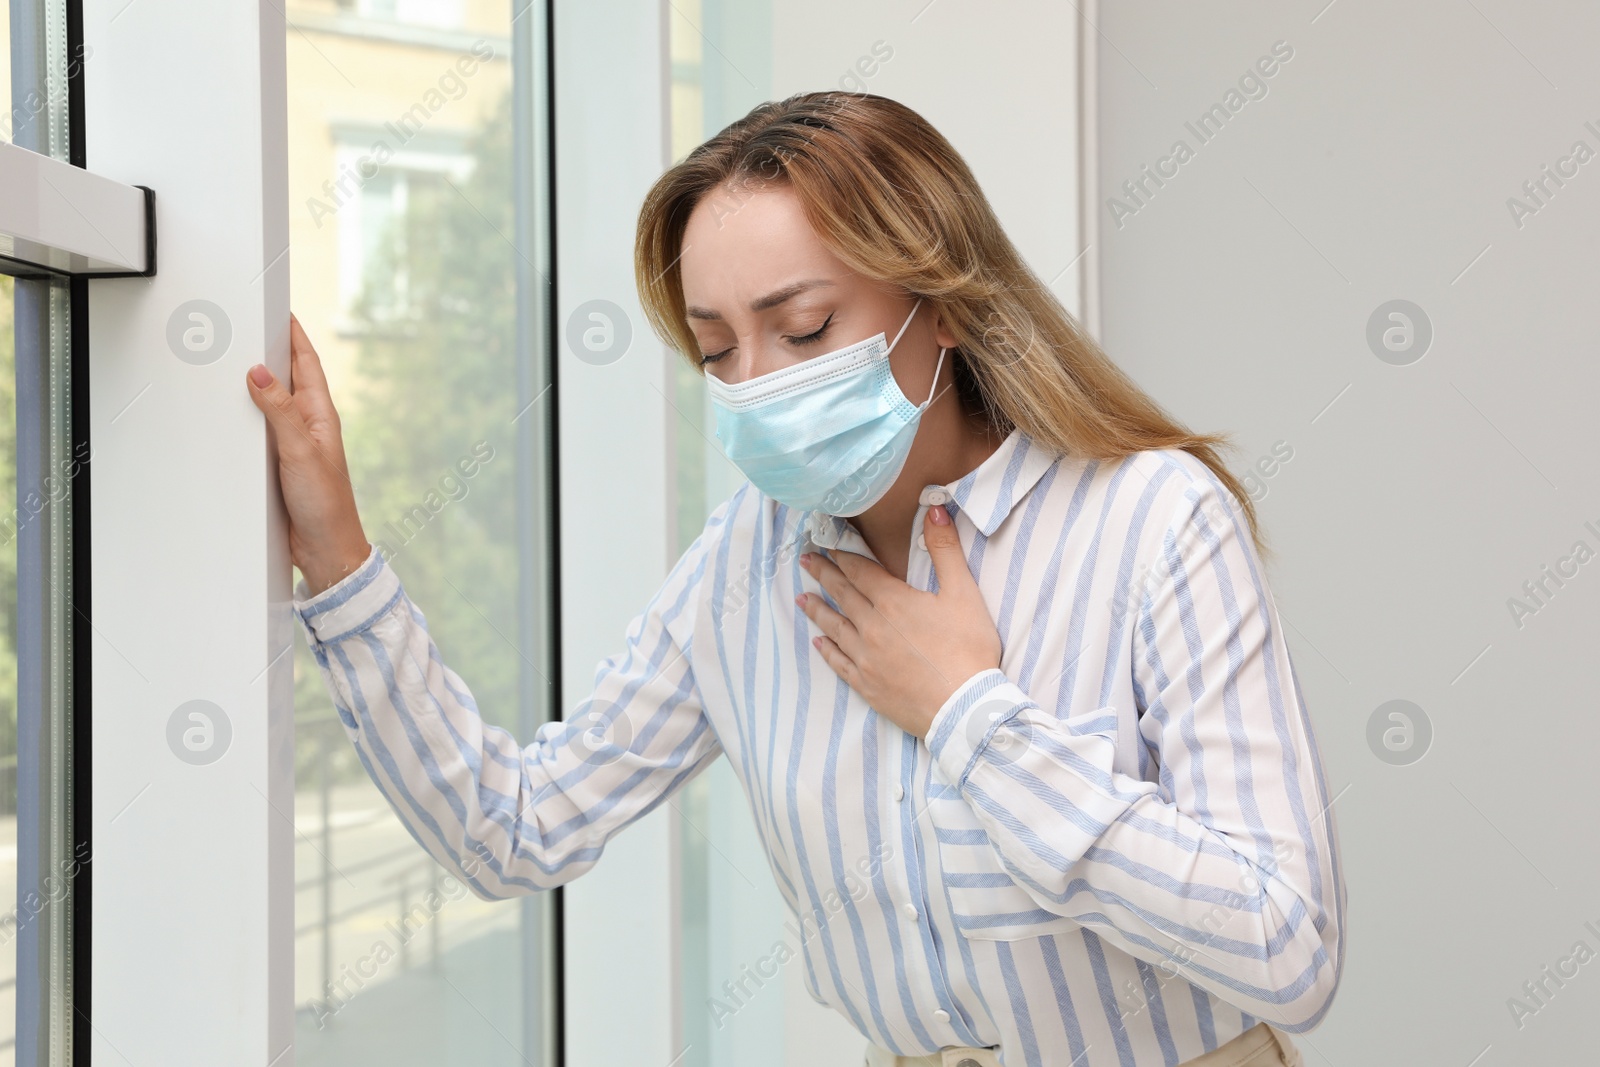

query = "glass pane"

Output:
[[6, 0, 78, 1064], [1, 17, 14, 1059], [0, 266, 70, 1067], [0, 260, 13, 1067], [287, 3, 554, 1064]]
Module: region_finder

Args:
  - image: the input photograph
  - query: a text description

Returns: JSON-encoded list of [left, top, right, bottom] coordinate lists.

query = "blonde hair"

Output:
[[634, 90, 1270, 562]]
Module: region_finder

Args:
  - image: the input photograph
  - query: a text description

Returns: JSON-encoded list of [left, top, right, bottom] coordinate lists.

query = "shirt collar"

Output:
[[792, 427, 1058, 548], [945, 427, 1058, 536]]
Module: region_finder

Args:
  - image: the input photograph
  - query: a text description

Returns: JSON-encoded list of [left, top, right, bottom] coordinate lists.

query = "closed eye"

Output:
[[697, 312, 835, 368], [786, 313, 833, 347]]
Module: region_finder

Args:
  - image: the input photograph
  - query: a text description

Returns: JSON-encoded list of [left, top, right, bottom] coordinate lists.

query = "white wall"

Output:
[[1096, 1, 1600, 1061], [772, 0, 1083, 319]]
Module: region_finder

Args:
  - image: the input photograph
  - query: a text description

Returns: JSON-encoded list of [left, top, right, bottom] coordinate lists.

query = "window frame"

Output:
[[7, 0, 92, 1062], [63, 1, 564, 1064], [73, 0, 299, 1060]]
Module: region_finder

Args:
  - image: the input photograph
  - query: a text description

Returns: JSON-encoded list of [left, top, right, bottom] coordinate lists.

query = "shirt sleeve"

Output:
[[293, 528, 723, 902], [922, 470, 1346, 1031]]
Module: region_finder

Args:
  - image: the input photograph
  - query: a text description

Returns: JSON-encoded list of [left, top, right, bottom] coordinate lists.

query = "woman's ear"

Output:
[[932, 310, 960, 350]]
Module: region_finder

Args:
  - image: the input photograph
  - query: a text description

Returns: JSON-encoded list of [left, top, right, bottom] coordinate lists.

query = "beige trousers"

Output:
[[863, 1020, 1305, 1067]]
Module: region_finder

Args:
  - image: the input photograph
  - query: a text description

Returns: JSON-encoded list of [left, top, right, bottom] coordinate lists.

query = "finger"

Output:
[[805, 550, 876, 619], [288, 314, 340, 423], [811, 634, 859, 687], [798, 585, 860, 652], [246, 363, 310, 440], [246, 363, 350, 482], [827, 549, 899, 603], [923, 504, 975, 595]]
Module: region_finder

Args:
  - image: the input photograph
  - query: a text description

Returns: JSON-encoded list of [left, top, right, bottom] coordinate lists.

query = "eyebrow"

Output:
[[685, 278, 835, 320]]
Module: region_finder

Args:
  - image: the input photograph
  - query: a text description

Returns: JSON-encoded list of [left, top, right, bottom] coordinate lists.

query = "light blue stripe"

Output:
[[1081, 930, 1137, 1067], [995, 940, 1046, 1067], [1038, 936, 1092, 1065], [1135, 957, 1178, 1065]]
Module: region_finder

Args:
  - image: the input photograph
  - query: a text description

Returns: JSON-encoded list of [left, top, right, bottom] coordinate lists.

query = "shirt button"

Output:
[[916, 534, 926, 552], [902, 902, 919, 922], [894, 783, 905, 801], [808, 515, 838, 548], [919, 486, 951, 507], [933, 1009, 951, 1023]]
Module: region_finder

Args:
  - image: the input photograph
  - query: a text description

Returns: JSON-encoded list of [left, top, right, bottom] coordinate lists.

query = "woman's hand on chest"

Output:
[[796, 504, 1001, 739]]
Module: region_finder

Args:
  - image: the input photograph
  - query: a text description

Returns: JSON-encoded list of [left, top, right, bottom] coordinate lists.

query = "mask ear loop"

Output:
[[921, 347, 947, 410], [885, 297, 924, 355], [886, 296, 945, 410]]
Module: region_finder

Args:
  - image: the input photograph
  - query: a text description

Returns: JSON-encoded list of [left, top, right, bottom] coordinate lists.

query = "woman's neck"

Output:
[[852, 400, 1007, 582]]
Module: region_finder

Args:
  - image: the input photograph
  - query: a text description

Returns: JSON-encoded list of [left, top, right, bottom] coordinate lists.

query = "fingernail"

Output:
[[800, 552, 812, 566], [249, 364, 273, 387], [928, 504, 950, 525], [794, 593, 806, 607], [812, 636, 821, 649]]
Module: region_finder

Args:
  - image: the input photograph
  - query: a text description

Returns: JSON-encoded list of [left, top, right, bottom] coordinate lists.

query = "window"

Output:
[[0, 8, 14, 1047], [4, 1, 557, 1063], [286, 8, 556, 1065], [2, 1, 85, 1063]]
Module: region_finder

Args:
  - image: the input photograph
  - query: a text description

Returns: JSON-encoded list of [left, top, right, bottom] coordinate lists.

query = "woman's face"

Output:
[[678, 179, 954, 387]]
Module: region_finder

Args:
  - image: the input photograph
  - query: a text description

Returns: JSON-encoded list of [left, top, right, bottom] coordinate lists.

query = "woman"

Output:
[[247, 91, 1342, 1067]]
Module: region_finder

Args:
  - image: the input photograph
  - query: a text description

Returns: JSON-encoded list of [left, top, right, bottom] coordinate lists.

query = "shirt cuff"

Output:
[[924, 668, 1032, 789], [292, 543, 403, 646]]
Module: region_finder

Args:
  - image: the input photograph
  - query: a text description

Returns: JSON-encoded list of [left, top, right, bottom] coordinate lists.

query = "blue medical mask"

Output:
[[705, 298, 947, 516]]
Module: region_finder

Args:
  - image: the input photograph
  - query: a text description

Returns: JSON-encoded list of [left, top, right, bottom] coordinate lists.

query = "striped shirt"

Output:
[[293, 427, 1345, 1067]]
